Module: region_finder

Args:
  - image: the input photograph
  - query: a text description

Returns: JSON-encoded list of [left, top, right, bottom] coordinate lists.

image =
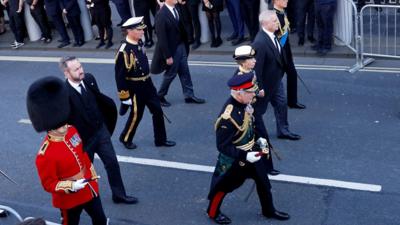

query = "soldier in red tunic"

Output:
[[26, 76, 108, 225]]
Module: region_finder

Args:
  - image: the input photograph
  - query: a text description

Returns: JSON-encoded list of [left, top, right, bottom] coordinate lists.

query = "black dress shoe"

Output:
[[144, 40, 154, 48], [96, 42, 105, 49], [226, 34, 237, 41], [278, 133, 301, 140], [155, 140, 176, 147], [288, 103, 306, 109], [214, 37, 223, 47], [311, 44, 320, 51], [212, 213, 231, 224], [317, 48, 330, 56], [105, 42, 114, 49], [298, 37, 304, 46], [264, 210, 290, 221], [231, 37, 246, 46], [57, 42, 70, 48], [119, 136, 137, 149], [159, 96, 171, 107], [268, 169, 280, 176], [308, 35, 316, 43], [185, 96, 205, 104], [123, 142, 137, 149], [191, 41, 201, 50], [112, 195, 139, 204]]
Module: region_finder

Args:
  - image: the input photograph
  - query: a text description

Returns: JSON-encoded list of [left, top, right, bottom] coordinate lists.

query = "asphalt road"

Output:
[[0, 50, 399, 225]]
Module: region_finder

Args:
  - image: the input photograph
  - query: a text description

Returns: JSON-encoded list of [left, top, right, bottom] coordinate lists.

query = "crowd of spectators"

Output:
[[0, 0, 396, 52]]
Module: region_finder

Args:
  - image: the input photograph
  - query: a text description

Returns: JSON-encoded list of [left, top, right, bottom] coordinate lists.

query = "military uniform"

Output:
[[27, 77, 107, 225], [115, 38, 168, 147], [206, 73, 289, 224]]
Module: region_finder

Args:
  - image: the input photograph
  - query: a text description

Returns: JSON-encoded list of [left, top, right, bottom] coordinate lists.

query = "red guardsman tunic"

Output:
[[35, 125, 99, 209]]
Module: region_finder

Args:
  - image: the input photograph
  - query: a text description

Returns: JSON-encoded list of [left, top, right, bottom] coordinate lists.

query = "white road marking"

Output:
[[1, 55, 399, 73], [18, 119, 31, 124], [19, 111, 383, 194], [112, 155, 382, 192]]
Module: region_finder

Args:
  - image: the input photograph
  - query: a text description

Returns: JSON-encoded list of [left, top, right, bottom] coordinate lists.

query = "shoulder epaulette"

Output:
[[221, 104, 233, 120], [38, 140, 49, 156], [119, 43, 127, 52]]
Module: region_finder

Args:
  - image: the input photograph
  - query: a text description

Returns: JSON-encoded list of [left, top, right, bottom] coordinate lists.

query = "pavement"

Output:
[[0, 22, 355, 58]]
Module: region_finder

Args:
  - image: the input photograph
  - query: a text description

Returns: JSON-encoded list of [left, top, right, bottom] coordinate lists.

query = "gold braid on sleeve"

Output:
[[123, 51, 136, 72], [55, 180, 74, 193]]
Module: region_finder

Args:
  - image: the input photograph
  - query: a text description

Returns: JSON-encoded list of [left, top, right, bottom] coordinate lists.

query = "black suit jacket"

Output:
[[44, 0, 63, 16], [151, 5, 189, 74], [66, 73, 117, 144], [252, 30, 286, 100], [59, 0, 81, 16]]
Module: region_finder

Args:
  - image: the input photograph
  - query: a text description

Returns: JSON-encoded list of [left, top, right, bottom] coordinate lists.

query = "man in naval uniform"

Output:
[[115, 16, 176, 150], [206, 73, 289, 224]]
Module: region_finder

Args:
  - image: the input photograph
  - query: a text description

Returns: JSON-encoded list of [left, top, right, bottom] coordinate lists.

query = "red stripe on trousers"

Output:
[[208, 191, 225, 218]]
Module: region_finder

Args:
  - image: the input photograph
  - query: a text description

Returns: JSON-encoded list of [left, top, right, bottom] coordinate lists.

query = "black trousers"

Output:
[[85, 125, 127, 199], [120, 78, 167, 144], [283, 39, 300, 106], [240, 0, 259, 41], [297, 0, 314, 39], [66, 13, 84, 43], [48, 12, 70, 42], [158, 44, 195, 98], [30, 4, 52, 39], [188, 2, 201, 43], [60, 196, 107, 225], [111, 0, 131, 23], [134, 0, 153, 42], [207, 159, 275, 218], [315, 2, 337, 49], [9, 11, 25, 42], [253, 82, 290, 137]]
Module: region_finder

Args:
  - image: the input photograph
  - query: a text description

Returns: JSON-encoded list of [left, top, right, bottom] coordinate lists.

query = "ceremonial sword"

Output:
[[0, 169, 18, 185]]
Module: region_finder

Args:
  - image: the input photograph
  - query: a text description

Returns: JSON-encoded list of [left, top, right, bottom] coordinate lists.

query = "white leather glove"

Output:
[[122, 99, 132, 105], [72, 179, 87, 192], [246, 152, 261, 163]]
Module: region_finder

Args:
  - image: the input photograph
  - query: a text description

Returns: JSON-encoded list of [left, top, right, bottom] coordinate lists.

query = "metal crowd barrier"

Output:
[[0, 204, 60, 225], [337, 0, 400, 73], [360, 4, 400, 60]]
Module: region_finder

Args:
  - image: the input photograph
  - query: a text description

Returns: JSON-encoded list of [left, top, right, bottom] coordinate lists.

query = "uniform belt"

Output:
[[125, 74, 150, 81], [235, 139, 255, 151], [62, 167, 86, 181]]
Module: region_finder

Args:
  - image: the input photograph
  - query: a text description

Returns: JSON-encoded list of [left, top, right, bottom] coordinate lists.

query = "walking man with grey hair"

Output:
[[252, 10, 301, 142]]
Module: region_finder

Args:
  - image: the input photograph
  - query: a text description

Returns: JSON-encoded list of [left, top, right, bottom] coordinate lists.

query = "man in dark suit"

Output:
[[60, 56, 138, 204], [252, 10, 301, 141], [151, 0, 205, 107], [60, 0, 85, 46], [43, 0, 70, 48]]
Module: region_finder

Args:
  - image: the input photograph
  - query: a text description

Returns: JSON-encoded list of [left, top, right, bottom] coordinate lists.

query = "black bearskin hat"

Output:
[[26, 76, 70, 132]]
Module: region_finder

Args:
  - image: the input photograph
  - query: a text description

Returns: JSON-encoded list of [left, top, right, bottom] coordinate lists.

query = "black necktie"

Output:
[[274, 36, 281, 53], [79, 83, 89, 103], [173, 7, 179, 21]]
